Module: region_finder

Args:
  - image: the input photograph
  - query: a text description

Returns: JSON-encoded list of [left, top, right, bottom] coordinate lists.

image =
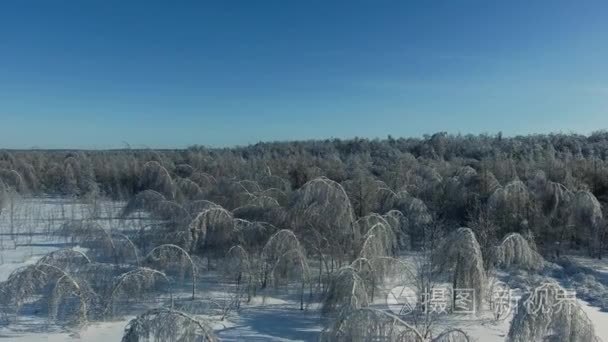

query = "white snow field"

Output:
[[0, 198, 606, 341]]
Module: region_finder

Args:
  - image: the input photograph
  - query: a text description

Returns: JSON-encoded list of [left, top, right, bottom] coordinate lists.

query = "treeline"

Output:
[[1, 131, 608, 258]]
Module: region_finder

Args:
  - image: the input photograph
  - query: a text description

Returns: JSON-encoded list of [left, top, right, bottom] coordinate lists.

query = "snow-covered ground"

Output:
[[1, 197, 607, 341]]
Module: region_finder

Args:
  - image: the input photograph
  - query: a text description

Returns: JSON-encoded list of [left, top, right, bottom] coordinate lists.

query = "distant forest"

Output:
[[1, 132, 608, 259]]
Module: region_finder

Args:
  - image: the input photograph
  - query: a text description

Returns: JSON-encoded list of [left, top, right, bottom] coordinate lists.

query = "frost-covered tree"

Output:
[[435, 228, 485, 312], [105, 267, 172, 317], [56, 220, 118, 261], [37, 248, 92, 270], [0, 169, 26, 193], [571, 190, 604, 258], [236, 179, 262, 193], [356, 213, 391, 236], [0, 260, 92, 325], [232, 219, 275, 253], [121, 307, 218, 342], [175, 163, 195, 178], [383, 209, 410, 249], [492, 233, 544, 271], [394, 192, 433, 248], [351, 257, 413, 303], [73, 262, 132, 301], [289, 177, 358, 262], [122, 191, 192, 233], [123, 195, 193, 251], [527, 172, 575, 256], [246, 195, 280, 208], [207, 178, 257, 210], [45, 264, 91, 326], [321, 266, 369, 315], [122, 190, 166, 218], [62, 163, 80, 196], [374, 187, 400, 213], [470, 168, 501, 202], [185, 200, 221, 216], [189, 171, 216, 197], [259, 174, 291, 192], [443, 166, 479, 222], [55, 220, 139, 265], [0, 180, 6, 215], [231, 191, 286, 225], [224, 245, 256, 304], [489, 180, 531, 233], [507, 282, 600, 342], [145, 244, 196, 299], [257, 187, 289, 206], [358, 222, 396, 260], [175, 177, 203, 202], [15, 160, 39, 193], [529, 172, 572, 218], [189, 207, 234, 259], [403, 164, 443, 200], [260, 229, 310, 309], [466, 202, 500, 269], [0, 265, 53, 316], [342, 170, 384, 217], [140, 161, 175, 200], [152, 200, 192, 228]]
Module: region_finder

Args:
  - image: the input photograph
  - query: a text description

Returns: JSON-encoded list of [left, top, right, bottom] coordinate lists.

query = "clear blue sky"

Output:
[[1, 1, 607, 149]]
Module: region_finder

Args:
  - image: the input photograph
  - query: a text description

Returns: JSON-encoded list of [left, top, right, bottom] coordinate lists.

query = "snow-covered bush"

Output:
[[121, 307, 217, 342], [322, 307, 471, 342]]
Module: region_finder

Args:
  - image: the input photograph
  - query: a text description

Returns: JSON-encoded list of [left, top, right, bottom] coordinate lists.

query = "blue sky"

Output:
[[1, 1, 607, 149]]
